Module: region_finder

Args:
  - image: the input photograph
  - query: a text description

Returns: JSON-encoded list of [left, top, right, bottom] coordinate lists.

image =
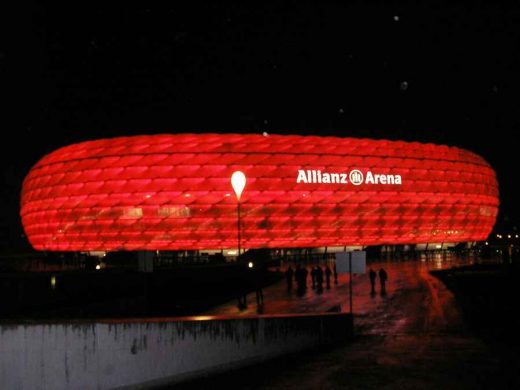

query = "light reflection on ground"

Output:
[[173, 255, 507, 389]]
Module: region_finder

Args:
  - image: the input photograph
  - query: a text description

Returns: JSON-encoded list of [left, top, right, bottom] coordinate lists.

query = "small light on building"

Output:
[[485, 242, 488, 245], [508, 234, 511, 239], [185, 193, 191, 197], [516, 235, 519, 238], [50, 276, 57, 290], [95, 264, 101, 270], [248, 261, 254, 268]]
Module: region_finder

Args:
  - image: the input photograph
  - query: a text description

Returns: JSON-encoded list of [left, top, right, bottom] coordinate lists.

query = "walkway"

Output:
[[205, 255, 471, 320], [169, 255, 512, 389]]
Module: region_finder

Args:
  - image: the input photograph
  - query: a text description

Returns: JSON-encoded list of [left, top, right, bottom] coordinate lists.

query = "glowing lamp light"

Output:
[[248, 261, 254, 268], [231, 171, 246, 201], [231, 170, 247, 257]]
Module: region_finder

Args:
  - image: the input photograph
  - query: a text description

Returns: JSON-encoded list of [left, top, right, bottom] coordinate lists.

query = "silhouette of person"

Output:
[[252, 269, 264, 305], [301, 266, 308, 292], [311, 266, 317, 289], [285, 265, 294, 292], [325, 265, 332, 289], [378, 267, 388, 295], [295, 264, 303, 296], [295, 264, 308, 296], [369, 268, 377, 295], [254, 270, 264, 312], [316, 266, 324, 293], [333, 263, 338, 285], [236, 277, 248, 311]]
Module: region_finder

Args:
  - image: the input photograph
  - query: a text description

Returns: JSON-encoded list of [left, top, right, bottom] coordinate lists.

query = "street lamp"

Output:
[[231, 171, 246, 259]]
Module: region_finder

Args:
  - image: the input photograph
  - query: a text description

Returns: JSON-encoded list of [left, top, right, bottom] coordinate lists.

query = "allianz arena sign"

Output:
[[20, 133, 499, 251], [297, 169, 402, 185]]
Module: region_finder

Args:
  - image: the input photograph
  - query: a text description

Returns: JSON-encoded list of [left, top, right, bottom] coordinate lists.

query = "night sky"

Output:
[[3, 2, 520, 250]]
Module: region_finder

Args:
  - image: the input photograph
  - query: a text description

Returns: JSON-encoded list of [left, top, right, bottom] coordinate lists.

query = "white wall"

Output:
[[1, 313, 352, 389]]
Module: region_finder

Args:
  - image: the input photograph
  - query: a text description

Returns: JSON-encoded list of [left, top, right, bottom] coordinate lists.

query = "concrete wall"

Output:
[[0, 313, 352, 389]]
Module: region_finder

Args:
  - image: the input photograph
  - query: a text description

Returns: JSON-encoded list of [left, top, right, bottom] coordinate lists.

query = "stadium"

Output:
[[20, 133, 499, 255]]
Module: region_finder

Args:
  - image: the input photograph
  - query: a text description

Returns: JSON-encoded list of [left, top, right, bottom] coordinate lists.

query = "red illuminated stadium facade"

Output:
[[20, 133, 499, 252]]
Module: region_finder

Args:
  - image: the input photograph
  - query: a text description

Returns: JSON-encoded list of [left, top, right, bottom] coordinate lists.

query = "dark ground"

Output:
[[0, 263, 282, 319], [2, 256, 519, 388], [432, 262, 520, 377], [432, 263, 520, 342], [163, 260, 520, 389]]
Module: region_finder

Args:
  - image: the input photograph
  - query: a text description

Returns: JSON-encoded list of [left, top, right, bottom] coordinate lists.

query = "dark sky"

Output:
[[3, 1, 520, 249]]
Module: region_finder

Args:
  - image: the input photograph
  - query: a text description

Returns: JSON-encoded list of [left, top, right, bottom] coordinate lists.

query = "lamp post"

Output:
[[231, 171, 246, 259]]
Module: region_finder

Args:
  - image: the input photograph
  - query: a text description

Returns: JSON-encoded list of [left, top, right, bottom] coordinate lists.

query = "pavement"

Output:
[[167, 254, 516, 389], [204, 254, 471, 320]]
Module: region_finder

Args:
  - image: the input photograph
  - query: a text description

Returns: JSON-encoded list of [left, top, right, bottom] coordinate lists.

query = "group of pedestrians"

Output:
[[369, 267, 388, 295], [286, 263, 389, 298], [238, 263, 389, 313], [285, 263, 338, 296]]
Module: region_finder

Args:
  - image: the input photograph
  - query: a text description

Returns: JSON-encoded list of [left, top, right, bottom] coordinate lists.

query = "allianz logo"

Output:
[[296, 169, 402, 185]]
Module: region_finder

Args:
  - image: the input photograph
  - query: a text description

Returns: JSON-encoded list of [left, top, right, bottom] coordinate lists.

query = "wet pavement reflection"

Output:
[[206, 254, 478, 337], [176, 255, 509, 389]]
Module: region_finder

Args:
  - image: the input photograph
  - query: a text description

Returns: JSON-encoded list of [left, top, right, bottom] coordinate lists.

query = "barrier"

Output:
[[1, 312, 352, 389]]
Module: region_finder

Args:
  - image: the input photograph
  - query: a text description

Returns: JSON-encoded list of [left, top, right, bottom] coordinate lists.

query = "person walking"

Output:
[[369, 267, 377, 294], [325, 265, 332, 289], [285, 265, 294, 292], [295, 264, 307, 296], [379, 267, 388, 295], [301, 266, 308, 292], [311, 266, 317, 289], [316, 265, 324, 293], [254, 269, 264, 313], [236, 277, 248, 311]]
